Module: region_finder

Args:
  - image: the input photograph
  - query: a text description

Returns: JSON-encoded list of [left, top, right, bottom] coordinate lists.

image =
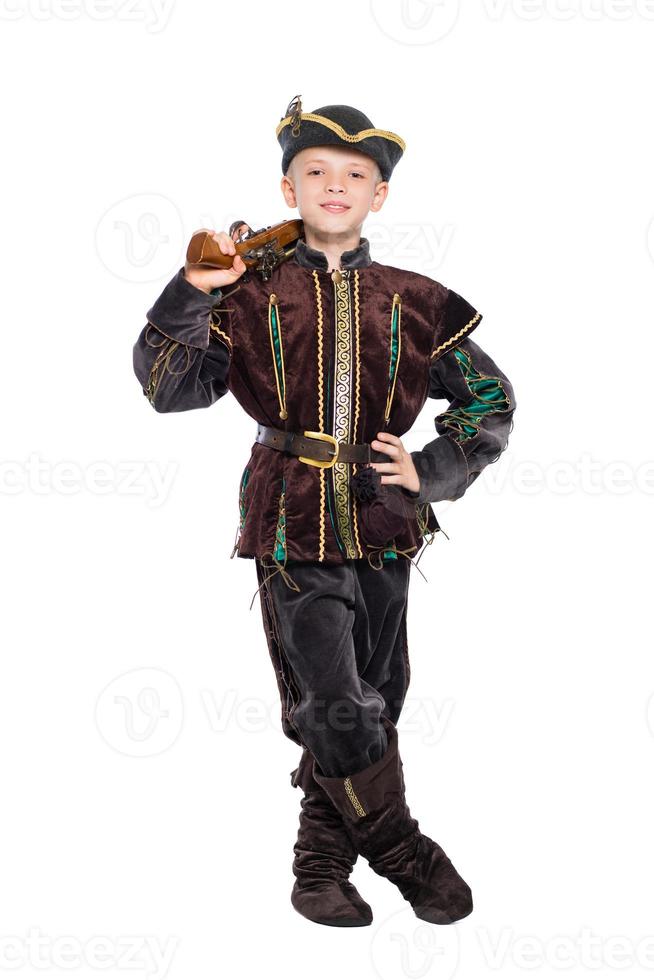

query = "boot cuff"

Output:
[[290, 746, 314, 792], [312, 717, 403, 822]]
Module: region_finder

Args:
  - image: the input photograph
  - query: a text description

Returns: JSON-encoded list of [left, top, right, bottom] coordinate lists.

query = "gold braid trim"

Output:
[[146, 339, 193, 404], [276, 112, 406, 152], [384, 293, 402, 422], [312, 271, 326, 562], [267, 293, 288, 420], [430, 312, 482, 360], [343, 777, 367, 817], [351, 270, 364, 559], [209, 320, 232, 351]]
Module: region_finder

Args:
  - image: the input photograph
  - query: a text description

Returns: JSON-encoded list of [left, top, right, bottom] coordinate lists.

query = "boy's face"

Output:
[[281, 145, 388, 237]]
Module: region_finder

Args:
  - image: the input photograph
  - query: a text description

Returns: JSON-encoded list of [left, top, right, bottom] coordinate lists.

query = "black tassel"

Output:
[[350, 464, 381, 502]]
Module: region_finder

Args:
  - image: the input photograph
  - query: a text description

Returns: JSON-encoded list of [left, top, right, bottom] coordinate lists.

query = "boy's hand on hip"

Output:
[[369, 432, 420, 494]]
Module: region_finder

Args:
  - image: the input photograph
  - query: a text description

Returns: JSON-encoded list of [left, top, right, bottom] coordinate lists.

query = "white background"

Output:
[[2, 1, 653, 978]]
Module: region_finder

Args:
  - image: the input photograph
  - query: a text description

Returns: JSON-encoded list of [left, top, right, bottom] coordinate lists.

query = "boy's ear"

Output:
[[280, 175, 297, 207], [369, 182, 389, 213]]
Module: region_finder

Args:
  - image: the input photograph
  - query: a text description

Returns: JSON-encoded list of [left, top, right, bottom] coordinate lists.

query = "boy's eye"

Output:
[[306, 169, 365, 178]]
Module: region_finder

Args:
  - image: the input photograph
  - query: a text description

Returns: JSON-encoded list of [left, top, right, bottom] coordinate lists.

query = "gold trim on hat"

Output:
[[276, 112, 406, 152]]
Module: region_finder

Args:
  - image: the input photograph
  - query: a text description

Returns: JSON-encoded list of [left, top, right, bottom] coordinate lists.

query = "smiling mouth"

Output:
[[321, 204, 350, 213]]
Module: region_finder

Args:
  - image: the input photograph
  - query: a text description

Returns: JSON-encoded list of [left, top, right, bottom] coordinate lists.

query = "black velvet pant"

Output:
[[254, 556, 411, 778]]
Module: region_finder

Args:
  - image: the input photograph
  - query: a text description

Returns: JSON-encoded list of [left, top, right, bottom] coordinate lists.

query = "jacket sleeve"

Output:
[[132, 266, 240, 413], [405, 288, 517, 504]]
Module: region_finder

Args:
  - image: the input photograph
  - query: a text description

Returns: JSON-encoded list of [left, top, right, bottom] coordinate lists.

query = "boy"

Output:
[[132, 95, 516, 928]]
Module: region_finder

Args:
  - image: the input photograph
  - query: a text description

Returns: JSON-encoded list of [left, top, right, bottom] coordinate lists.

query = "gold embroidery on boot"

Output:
[[344, 777, 366, 817]]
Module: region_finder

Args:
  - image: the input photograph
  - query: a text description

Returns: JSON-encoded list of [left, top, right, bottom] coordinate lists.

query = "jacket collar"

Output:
[[293, 235, 372, 271]]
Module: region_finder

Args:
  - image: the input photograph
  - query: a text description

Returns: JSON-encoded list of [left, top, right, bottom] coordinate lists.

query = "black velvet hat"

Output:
[[276, 94, 405, 183]]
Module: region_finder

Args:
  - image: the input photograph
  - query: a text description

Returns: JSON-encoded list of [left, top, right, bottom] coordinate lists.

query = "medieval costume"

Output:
[[132, 96, 516, 928]]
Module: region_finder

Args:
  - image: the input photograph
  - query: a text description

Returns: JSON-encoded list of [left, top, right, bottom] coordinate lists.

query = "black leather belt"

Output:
[[256, 423, 391, 469]]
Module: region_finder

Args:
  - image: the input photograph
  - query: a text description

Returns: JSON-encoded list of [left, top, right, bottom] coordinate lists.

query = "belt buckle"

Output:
[[298, 431, 340, 469]]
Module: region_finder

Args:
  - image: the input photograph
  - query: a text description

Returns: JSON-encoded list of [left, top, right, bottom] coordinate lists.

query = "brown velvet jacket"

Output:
[[132, 236, 516, 568]]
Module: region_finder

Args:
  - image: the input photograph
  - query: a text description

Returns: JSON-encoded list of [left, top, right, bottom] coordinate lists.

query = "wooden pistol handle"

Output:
[[186, 219, 304, 270]]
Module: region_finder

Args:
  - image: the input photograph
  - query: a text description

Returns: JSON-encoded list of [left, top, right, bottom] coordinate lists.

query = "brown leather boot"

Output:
[[289, 747, 373, 927], [311, 717, 473, 925]]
